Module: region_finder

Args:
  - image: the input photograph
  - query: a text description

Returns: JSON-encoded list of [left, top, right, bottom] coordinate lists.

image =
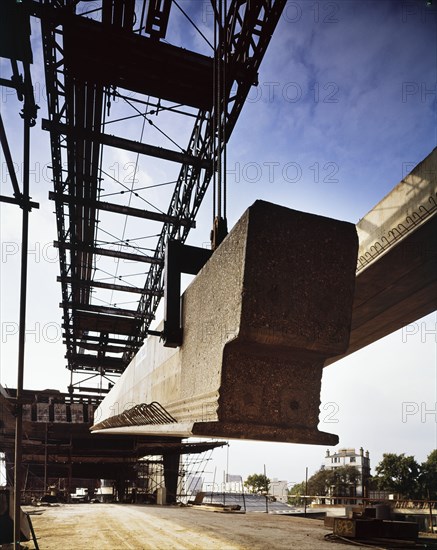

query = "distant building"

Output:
[[269, 478, 288, 503], [324, 447, 371, 500]]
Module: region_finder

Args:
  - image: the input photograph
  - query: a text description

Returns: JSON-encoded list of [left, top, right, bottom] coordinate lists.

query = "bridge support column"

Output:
[[163, 452, 180, 504]]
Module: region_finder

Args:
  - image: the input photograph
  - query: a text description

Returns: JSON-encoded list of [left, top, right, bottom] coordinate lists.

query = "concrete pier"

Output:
[[92, 201, 358, 444]]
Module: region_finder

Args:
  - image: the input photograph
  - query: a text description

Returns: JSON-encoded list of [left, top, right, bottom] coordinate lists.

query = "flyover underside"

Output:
[[327, 146, 437, 365], [327, 213, 437, 365]]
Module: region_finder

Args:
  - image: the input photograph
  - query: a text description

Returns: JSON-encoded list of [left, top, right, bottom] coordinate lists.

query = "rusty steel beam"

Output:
[[77, 334, 133, 345], [62, 10, 213, 110], [60, 302, 144, 319], [0, 113, 22, 199], [72, 312, 141, 336], [0, 195, 39, 209], [69, 354, 125, 370], [49, 192, 194, 228], [54, 241, 162, 265], [75, 386, 111, 394], [57, 276, 162, 296], [42, 119, 212, 170], [78, 342, 128, 354]]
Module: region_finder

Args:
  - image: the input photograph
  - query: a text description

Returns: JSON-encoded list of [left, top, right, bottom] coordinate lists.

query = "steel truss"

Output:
[[31, 0, 286, 393]]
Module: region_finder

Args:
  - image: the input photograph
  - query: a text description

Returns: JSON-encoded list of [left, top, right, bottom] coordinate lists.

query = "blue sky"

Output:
[[1, 0, 436, 486]]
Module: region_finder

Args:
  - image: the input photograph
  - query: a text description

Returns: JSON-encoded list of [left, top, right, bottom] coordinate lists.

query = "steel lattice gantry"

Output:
[[31, 0, 286, 393]]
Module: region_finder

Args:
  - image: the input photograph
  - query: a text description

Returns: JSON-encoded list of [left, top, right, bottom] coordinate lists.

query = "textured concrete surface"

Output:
[[356, 146, 437, 271], [93, 201, 358, 444], [327, 146, 437, 365]]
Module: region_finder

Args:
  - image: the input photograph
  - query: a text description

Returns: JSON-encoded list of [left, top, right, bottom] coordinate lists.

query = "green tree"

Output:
[[331, 465, 361, 496], [244, 473, 270, 494], [288, 481, 305, 505], [293, 466, 362, 501], [306, 468, 333, 496], [420, 449, 437, 500], [373, 453, 420, 498]]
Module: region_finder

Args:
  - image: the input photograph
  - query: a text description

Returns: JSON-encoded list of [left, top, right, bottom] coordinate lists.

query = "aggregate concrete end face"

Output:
[[188, 201, 358, 445]]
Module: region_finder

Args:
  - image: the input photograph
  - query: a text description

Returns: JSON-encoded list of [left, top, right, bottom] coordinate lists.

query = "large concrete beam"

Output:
[[327, 146, 437, 365], [92, 201, 358, 444], [356, 146, 437, 273]]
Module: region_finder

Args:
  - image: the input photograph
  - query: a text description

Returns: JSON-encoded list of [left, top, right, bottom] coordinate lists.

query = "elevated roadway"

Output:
[[327, 146, 437, 364]]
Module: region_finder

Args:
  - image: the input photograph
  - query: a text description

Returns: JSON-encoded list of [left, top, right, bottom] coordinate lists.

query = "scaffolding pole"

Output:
[[13, 110, 32, 550]]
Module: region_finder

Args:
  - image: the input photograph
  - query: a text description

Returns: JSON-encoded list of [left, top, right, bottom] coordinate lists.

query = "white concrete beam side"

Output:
[[327, 148, 437, 365], [357, 147, 437, 273]]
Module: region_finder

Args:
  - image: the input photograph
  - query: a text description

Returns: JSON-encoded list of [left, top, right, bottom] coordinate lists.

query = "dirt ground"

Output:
[[17, 503, 375, 550]]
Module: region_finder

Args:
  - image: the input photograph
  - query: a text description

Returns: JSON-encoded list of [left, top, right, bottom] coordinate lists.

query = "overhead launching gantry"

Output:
[[28, 0, 288, 394]]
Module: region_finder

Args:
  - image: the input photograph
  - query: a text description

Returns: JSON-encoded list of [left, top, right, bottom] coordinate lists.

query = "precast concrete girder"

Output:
[[326, 146, 437, 365], [92, 201, 358, 444]]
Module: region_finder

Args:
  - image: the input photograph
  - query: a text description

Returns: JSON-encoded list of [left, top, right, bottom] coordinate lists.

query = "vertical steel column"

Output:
[[13, 113, 31, 550], [44, 423, 48, 493], [304, 466, 308, 516], [67, 433, 73, 503], [163, 452, 180, 504]]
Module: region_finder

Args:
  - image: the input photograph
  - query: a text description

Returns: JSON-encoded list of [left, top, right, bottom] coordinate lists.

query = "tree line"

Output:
[[243, 450, 437, 501], [289, 450, 437, 501]]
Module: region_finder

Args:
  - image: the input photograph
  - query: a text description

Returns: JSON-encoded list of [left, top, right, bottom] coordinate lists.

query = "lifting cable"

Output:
[[211, 0, 228, 250]]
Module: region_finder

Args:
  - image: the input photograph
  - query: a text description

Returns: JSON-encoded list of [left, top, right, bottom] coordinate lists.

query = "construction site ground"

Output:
[[9, 502, 413, 550]]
